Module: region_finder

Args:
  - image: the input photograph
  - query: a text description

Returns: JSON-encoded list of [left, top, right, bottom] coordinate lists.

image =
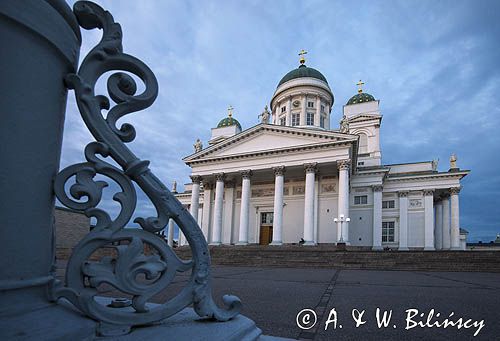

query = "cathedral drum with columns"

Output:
[[175, 53, 470, 251]]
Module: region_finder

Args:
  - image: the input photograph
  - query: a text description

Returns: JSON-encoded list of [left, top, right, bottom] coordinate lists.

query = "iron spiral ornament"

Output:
[[51, 0, 241, 327]]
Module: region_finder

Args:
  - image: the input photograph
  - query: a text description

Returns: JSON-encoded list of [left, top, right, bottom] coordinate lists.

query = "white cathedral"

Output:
[[175, 53, 469, 251]]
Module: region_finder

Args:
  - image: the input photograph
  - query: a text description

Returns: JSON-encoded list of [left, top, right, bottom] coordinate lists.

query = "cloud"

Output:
[[61, 0, 500, 242]]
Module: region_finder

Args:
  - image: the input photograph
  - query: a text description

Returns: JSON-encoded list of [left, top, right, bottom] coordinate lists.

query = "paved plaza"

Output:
[[56, 262, 500, 340], [153, 266, 499, 340]]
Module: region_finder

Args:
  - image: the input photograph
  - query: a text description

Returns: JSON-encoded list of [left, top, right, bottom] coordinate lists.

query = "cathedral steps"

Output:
[[174, 245, 500, 272]]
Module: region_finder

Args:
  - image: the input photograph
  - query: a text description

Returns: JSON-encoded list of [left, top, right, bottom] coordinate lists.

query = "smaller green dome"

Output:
[[217, 116, 241, 130], [346, 92, 375, 105]]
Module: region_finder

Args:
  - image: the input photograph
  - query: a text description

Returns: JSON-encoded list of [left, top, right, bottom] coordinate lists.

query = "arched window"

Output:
[[359, 133, 368, 154]]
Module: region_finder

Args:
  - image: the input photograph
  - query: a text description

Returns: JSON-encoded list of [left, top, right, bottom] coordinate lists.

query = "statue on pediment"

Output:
[[194, 138, 203, 152], [259, 105, 270, 124], [340, 116, 349, 133]]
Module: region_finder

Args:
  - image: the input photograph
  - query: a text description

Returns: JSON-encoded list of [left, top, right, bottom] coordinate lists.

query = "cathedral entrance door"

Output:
[[259, 212, 274, 245]]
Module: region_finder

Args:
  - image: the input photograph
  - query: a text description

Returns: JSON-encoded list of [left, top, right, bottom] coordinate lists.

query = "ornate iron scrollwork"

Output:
[[52, 0, 240, 327]]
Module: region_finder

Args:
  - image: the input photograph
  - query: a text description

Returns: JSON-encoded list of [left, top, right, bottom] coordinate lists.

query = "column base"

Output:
[[269, 241, 282, 246], [398, 246, 409, 251], [302, 241, 316, 246], [372, 246, 383, 251], [423, 247, 435, 251], [209, 242, 221, 246], [450, 247, 462, 251], [236, 242, 249, 246]]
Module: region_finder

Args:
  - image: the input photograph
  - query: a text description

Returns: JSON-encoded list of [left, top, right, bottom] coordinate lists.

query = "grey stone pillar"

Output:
[[0, 1, 80, 315]]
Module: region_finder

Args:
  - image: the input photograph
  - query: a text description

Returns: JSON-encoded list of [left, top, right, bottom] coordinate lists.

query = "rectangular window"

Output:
[[320, 115, 325, 128], [354, 195, 368, 205], [291, 113, 300, 126], [281, 106, 286, 113], [306, 112, 314, 125], [308, 101, 314, 108], [382, 200, 395, 209], [382, 221, 395, 242], [261, 212, 274, 224], [280, 116, 286, 126], [321, 105, 325, 113]]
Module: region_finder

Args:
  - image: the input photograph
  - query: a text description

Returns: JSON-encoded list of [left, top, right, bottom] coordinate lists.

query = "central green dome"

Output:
[[217, 116, 241, 130], [277, 64, 328, 87]]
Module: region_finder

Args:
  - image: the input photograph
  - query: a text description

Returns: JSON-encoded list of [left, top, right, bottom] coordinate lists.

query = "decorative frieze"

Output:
[[409, 199, 423, 208], [273, 166, 286, 176], [321, 183, 336, 193], [293, 186, 305, 195]]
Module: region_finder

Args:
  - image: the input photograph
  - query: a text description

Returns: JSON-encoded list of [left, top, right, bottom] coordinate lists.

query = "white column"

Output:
[[303, 163, 317, 245], [271, 166, 285, 245], [441, 194, 451, 249], [222, 182, 235, 244], [286, 97, 292, 126], [167, 218, 174, 247], [211, 173, 225, 245], [315, 95, 321, 128], [300, 94, 306, 125], [372, 185, 383, 250], [435, 201, 443, 250], [313, 178, 319, 243], [190, 175, 202, 223], [201, 183, 213, 241], [450, 187, 461, 250], [337, 160, 350, 243], [237, 170, 252, 245], [398, 191, 409, 251], [424, 190, 435, 250]]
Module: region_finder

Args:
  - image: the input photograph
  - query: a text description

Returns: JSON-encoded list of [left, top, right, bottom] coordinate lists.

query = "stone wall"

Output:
[[54, 206, 90, 259]]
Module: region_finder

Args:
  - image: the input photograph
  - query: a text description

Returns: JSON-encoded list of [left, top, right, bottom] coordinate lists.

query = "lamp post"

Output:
[[334, 214, 350, 246]]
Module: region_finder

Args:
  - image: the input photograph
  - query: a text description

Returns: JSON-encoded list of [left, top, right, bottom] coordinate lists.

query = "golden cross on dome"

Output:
[[298, 49, 308, 65], [356, 80, 365, 93], [227, 105, 234, 117]]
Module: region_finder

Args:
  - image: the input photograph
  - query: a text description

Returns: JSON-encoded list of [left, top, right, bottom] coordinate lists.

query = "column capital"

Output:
[[304, 162, 318, 173], [240, 170, 253, 179], [372, 185, 383, 192], [273, 166, 286, 176], [190, 175, 202, 184], [450, 186, 461, 195], [423, 189, 434, 196], [214, 173, 226, 182], [398, 191, 409, 197], [337, 159, 351, 171]]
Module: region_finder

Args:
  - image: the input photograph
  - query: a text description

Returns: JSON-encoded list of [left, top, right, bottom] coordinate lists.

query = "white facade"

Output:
[[175, 62, 469, 250]]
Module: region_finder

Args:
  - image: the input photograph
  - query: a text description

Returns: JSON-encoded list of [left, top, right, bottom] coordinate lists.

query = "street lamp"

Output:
[[334, 214, 351, 243]]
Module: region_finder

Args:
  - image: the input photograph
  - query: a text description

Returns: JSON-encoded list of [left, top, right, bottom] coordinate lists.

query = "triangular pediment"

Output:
[[347, 113, 382, 123], [184, 124, 357, 163]]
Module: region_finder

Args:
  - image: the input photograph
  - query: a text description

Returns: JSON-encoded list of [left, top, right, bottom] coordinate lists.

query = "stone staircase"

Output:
[[174, 245, 500, 272]]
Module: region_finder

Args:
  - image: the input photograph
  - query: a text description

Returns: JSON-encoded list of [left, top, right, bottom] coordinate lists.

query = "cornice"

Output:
[[386, 170, 470, 182]]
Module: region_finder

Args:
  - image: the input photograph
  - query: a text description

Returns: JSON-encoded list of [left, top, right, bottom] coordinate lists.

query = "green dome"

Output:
[[277, 64, 328, 87], [217, 116, 241, 130], [346, 92, 375, 105]]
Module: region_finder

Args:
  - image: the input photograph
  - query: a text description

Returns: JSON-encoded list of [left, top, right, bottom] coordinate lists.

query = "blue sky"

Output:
[[62, 0, 500, 242]]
